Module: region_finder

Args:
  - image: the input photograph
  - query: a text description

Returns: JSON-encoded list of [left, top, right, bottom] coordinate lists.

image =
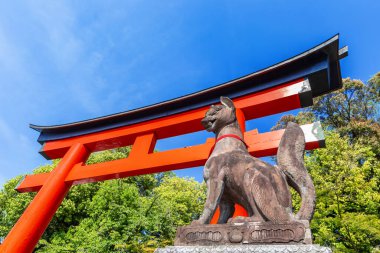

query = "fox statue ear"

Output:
[[220, 96, 235, 109]]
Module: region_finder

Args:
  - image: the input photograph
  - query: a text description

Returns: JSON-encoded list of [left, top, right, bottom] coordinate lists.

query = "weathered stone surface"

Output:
[[155, 244, 332, 253], [191, 97, 316, 227], [175, 221, 311, 246], [172, 97, 319, 249]]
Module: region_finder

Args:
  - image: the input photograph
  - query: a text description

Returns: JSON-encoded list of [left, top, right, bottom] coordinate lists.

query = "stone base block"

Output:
[[155, 244, 332, 253], [175, 220, 312, 246]]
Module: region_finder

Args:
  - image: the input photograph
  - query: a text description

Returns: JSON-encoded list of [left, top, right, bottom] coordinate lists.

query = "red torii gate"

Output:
[[0, 35, 347, 252]]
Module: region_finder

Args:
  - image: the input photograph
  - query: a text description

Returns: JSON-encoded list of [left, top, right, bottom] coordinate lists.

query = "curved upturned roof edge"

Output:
[[31, 34, 347, 143]]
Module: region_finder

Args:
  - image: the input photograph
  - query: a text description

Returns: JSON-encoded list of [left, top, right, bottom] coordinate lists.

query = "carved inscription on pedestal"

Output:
[[248, 223, 305, 243], [251, 229, 293, 241], [185, 231, 222, 243]]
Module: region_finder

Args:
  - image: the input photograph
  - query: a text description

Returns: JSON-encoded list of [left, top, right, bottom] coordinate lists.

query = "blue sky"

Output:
[[0, 1, 379, 187]]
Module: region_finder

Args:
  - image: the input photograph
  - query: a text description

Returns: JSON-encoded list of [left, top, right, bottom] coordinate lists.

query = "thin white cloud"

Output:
[[0, 118, 14, 144], [0, 0, 219, 185], [0, 117, 41, 169], [0, 26, 32, 86], [25, 1, 83, 72]]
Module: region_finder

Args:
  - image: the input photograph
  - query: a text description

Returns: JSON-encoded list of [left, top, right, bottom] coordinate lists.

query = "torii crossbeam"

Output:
[[0, 35, 347, 253]]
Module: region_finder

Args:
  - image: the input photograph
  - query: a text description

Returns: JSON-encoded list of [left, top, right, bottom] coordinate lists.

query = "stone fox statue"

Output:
[[192, 97, 316, 225]]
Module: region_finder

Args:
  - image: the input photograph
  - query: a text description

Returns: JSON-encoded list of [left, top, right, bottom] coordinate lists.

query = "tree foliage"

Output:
[[274, 73, 380, 252], [306, 132, 380, 252], [0, 148, 205, 252], [313, 78, 379, 128]]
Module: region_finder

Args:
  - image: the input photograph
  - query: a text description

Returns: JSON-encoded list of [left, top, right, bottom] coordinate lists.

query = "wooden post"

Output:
[[0, 143, 89, 253]]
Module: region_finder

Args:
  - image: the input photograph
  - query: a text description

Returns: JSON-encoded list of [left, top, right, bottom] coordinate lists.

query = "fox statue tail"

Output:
[[277, 122, 316, 221]]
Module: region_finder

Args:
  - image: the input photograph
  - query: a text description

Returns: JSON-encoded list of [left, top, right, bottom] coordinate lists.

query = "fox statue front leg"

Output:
[[192, 163, 226, 225]]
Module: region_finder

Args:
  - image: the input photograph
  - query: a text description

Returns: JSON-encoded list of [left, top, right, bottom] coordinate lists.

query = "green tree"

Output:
[[312, 77, 380, 157], [273, 73, 380, 252], [0, 147, 205, 252], [306, 132, 380, 252]]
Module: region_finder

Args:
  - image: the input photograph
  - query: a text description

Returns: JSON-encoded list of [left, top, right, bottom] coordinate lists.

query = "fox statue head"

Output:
[[201, 97, 237, 133]]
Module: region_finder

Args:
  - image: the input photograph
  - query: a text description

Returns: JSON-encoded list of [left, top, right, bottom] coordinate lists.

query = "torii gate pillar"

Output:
[[1, 144, 89, 253]]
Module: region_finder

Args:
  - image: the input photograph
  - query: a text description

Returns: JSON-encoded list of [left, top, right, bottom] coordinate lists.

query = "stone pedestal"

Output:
[[159, 220, 333, 252], [175, 220, 312, 246], [155, 245, 332, 253]]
